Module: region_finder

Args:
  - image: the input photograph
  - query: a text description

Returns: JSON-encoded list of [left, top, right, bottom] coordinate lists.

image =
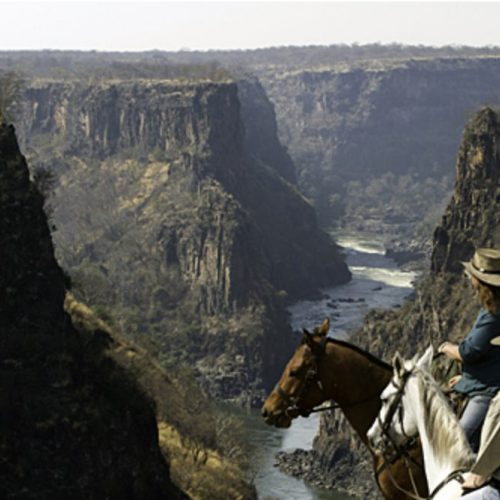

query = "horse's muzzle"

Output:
[[261, 407, 291, 427]]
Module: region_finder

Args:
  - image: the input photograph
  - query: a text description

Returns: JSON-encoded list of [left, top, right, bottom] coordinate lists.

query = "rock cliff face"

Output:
[[260, 58, 500, 240], [432, 108, 500, 273], [300, 108, 500, 496], [237, 77, 296, 184], [18, 78, 349, 404], [0, 123, 185, 500]]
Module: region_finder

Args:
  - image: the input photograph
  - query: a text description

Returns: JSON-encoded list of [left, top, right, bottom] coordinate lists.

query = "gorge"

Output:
[[257, 57, 500, 253], [3, 46, 500, 498], [15, 75, 349, 406]]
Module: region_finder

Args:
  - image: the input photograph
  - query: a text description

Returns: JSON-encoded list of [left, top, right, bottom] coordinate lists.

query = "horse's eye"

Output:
[[290, 368, 300, 377]]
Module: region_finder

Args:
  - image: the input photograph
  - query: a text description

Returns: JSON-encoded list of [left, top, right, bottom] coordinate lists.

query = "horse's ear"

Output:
[[392, 352, 404, 375], [417, 345, 434, 372], [317, 318, 330, 337], [302, 329, 314, 347]]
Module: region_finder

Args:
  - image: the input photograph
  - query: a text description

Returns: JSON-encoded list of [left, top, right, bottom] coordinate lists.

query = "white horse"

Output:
[[367, 346, 475, 499]]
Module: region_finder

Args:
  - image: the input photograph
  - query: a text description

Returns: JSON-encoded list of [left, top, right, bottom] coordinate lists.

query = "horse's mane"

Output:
[[327, 338, 392, 371], [415, 368, 475, 468]]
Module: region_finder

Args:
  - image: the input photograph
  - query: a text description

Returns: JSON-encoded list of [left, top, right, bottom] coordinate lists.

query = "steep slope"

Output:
[[18, 78, 349, 404], [298, 108, 500, 496], [65, 294, 257, 500], [260, 58, 500, 244], [0, 123, 185, 500]]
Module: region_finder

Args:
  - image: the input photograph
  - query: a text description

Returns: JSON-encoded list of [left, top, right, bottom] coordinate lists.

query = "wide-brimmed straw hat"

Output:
[[462, 248, 500, 287]]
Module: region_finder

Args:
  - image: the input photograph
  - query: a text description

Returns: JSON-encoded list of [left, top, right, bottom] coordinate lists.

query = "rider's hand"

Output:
[[438, 341, 462, 362], [438, 341, 450, 353], [462, 472, 487, 490], [448, 375, 462, 388]]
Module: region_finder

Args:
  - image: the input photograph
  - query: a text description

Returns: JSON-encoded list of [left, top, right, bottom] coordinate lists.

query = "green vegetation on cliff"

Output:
[[0, 70, 24, 123], [66, 294, 257, 500], [3, 45, 500, 78]]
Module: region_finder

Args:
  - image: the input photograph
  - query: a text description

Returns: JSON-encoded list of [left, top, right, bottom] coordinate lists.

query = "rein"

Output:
[[378, 463, 467, 500], [374, 369, 428, 499], [295, 394, 381, 416]]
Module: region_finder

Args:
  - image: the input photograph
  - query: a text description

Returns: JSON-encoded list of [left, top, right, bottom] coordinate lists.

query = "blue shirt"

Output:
[[454, 308, 500, 397]]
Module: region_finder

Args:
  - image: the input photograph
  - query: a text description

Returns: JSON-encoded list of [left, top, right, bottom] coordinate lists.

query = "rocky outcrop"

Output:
[[17, 78, 349, 404], [284, 107, 500, 496], [432, 108, 500, 273], [0, 123, 185, 500], [23, 81, 239, 161]]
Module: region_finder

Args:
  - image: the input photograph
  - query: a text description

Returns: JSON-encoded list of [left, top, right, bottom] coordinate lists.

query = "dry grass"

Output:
[[158, 422, 255, 500]]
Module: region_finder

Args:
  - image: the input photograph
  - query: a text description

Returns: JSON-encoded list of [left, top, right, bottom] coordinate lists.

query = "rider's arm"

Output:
[[458, 309, 499, 363]]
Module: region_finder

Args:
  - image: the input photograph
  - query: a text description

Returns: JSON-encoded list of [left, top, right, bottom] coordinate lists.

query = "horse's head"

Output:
[[367, 346, 433, 453], [261, 318, 330, 428]]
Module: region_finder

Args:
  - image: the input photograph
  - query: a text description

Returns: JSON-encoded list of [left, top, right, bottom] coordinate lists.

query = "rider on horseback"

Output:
[[439, 248, 500, 452]]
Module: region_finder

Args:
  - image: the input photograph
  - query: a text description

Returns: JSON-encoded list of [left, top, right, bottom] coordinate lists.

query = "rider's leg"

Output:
[[459, 395, 493, 452], [461, 485, 500, 499]]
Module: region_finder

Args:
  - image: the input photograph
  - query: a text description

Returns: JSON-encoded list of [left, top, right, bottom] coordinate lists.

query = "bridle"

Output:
[[273, 335, 329, 418], [377, 369, 413, 445], [373, 366, 467, 500], [272, 335, 380, 418]]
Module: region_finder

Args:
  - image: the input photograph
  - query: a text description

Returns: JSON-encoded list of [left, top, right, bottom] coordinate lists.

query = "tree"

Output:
[[0, 70, 24, 124]]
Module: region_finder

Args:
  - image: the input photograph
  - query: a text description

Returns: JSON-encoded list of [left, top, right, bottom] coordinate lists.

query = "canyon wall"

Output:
[[260, 58, 500, 245], [6, 51, 500, 248], [17, 78, 349, 405]]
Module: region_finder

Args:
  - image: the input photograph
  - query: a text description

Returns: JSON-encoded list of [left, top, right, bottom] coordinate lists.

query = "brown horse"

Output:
[[261, 318, 428, 499]]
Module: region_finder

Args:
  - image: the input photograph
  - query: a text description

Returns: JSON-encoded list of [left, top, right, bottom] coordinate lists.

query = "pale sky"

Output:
[[1, 1, 500, 52]]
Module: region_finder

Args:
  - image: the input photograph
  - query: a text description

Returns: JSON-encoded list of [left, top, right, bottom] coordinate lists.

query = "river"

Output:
[[244, 231, 419, 499]]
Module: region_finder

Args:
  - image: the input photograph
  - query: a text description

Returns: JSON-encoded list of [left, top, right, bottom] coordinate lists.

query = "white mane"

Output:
[[369, 348, 476, 499], [414, 367, 475, 469]]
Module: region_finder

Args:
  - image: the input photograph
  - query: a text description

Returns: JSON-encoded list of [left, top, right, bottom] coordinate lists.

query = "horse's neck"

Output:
[[410, 377, 467, 499], [323, 343, 391, 443]]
